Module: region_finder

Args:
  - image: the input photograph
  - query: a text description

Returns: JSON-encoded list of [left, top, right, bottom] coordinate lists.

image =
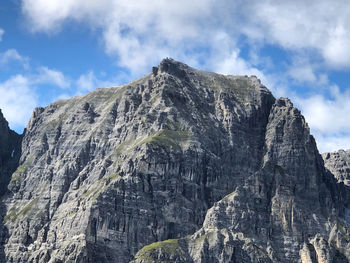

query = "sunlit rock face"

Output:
[[323, 149, 350, 186], [1, 59, 350, 263]]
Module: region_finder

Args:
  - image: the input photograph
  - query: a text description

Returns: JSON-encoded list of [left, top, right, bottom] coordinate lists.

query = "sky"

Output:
[[0, 0, 350, 153]]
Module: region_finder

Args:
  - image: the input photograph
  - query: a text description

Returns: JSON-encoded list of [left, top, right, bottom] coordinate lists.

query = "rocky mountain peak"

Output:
[[0, 59, 350, 263]]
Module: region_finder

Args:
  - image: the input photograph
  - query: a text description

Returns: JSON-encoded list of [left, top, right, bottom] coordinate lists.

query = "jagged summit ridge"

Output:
[[0, 59, 349, 263]]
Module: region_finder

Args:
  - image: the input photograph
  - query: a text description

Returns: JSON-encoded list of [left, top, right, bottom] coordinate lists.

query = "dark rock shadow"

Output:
[[0, 128, 23, 262]]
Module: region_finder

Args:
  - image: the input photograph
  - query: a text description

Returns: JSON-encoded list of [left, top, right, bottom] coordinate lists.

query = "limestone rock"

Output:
[[133, 94, 350, 262], [1, 58, 276, 262], [1, 58, 350, 263], [0, 110, 22, 262], [0, 110, 21, 196], [323, 150, 350, 186]]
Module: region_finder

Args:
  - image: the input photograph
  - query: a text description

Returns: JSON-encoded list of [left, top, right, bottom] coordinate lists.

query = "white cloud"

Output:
[[285, 56, 330, 86], [21, 0, 110, 33], [288, 64, 317, 84], [0, 75, 38, 130], [241, 0, 350, 69], [35, 67, 70, 88], [323, 25, 350, 69], [76, 71, 114, 94], [312, 131, 350, 154], [21, 0, 350, 72], [0, 66, 71, 130], [0, 49, 29, 68], [295, 86, 350, 134], [21, 0, 224, 74], [294, 85, 350, 152], [0, 28, 4, 41]]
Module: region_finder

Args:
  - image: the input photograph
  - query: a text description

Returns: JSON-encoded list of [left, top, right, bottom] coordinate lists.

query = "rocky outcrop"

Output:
[[323, 150, 350, 186], [132, 97, 350, 261], [0, 110, 21, 196], [2, 58, 277, 262], [1, 58, 350, 263], [0, 110, 22, 262]]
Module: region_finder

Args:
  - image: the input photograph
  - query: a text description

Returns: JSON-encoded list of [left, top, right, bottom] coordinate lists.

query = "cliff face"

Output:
[[0, 110, 21, 196], [0, 110, 22, 262], [1, 59, 350, 263], [133, 98, 350, 263], [323, 150, 350, 186]]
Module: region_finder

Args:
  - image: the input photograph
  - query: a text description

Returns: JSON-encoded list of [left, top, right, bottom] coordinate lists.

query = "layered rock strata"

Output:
[[323, 150, 350, 186], [134, 97, 350, 262], [1, 58, 350, 263], [0, 110, 22, 262]]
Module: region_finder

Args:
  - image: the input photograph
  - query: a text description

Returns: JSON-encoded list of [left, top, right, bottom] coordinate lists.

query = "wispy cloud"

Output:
[[76, 70, 114, 94], [0, 75, 38, 131], [0, 49, 29, 68], [293, 85, 350, 152], [0, 63, 71, 129], [21, 0, 350, 72], [35, 67, 70, 88], [0, 28, 4, 41], [241, 0, 350, 69]]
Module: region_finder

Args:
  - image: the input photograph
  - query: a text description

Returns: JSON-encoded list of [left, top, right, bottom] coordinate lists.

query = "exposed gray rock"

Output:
[[0, 110, 22, 262], [1, 58, 350, 263], [2, 58, 277, 262], [323, 150, 350, 186], [0, 110, 21, 196], [132, 97, 350, 262]]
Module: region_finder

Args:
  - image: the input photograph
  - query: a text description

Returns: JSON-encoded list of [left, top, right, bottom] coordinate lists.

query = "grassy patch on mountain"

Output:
[[135, 239, 180, 262], [4, 198, 39, 222], [139, 129, 190, 150]]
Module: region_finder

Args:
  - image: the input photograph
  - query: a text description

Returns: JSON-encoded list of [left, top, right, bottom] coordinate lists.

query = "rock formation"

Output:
[[323, 150, 350, 186], [0, 110, 22, 261], [0, 58, 349, 263], [0, 110, 21, 196]]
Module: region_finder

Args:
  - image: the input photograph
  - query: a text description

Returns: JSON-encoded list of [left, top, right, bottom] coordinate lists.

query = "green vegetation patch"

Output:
[[14, 165, 26, 174], [68, 211, 77, 217], [82, 173, 120, 202], [48, 113, 67, 128], [193, 233, 209, 244], [337, 220, 350, 241], [114, 136, 148, 158], [139, 129, 190, 150], [10, 173, 21, 183], [11, 155, 35, 182], [4, 198, 39, 222], [36, 210, 46, 220], [136, 239, 180, 261]]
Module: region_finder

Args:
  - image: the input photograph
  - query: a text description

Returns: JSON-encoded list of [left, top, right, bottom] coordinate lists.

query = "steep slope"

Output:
[[0, 110, 22, 196], [133, 99, 350, 262], [323, 150, 350, 186], [2, 59, 276, 262], [0, 110, 22, 262]]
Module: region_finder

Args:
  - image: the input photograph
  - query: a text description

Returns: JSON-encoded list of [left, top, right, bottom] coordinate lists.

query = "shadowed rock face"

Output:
[[0, 110, 22, 262], [1, 58, 350, 263], [323, 150, 350, 186], [0, 110, 22, 196]]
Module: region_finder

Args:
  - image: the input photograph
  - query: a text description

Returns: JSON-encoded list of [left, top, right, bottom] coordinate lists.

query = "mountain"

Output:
[[0, 110, 22, 261], [323, 150, 350, 186], [0, 58, 350, 263]]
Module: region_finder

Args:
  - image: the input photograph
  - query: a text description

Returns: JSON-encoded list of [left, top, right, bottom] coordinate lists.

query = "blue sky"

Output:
[[0, 0, 350, 153]]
